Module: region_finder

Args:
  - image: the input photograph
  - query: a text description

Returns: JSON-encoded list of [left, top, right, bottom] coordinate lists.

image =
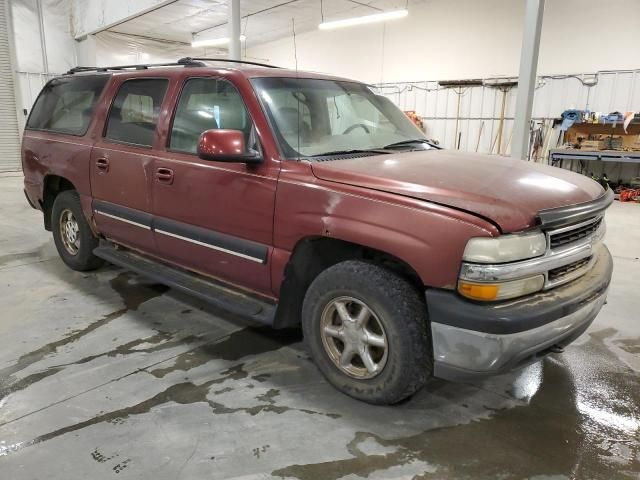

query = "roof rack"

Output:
[[65, 58, 206, 75], [178, 57, 280, 69], [65, 57, 279, 76]]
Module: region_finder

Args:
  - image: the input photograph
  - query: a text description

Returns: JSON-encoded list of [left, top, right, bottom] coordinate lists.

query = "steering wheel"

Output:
[[342, 123, 371, 135]]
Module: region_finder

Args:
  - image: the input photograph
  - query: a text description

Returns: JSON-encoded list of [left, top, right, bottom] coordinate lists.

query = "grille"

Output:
[[549, 218, 602, 249], [548, 256, 591, 282]]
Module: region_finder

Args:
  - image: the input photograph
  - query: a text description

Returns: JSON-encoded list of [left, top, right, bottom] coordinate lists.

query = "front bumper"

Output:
[[427, 244, 613, 381]]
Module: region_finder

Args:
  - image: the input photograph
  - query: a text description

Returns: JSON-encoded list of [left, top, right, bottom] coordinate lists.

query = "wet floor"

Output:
[[0, 173, 639, 479]]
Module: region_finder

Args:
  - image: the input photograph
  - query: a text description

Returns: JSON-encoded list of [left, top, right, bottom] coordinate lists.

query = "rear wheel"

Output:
[[302, 260, 432, 404], [52, 191, 104, 271]]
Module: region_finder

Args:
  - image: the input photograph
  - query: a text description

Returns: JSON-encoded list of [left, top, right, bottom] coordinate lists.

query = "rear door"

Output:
[[151, 75, 278, 296], [90, 77, 169, 253]]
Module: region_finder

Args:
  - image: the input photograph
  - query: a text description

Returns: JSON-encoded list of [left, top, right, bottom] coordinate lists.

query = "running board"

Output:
[[94, 242, 276, 324]]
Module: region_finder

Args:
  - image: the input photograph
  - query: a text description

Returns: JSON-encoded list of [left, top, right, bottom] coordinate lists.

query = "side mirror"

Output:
[[197, 129, 262, 165]]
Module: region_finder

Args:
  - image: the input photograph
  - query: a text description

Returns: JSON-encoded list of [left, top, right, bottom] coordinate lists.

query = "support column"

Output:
[[228, 0, 241, 60], [75, 35, 97, 67], [511, 0, 545, 160], [36, 0, 49, 73]]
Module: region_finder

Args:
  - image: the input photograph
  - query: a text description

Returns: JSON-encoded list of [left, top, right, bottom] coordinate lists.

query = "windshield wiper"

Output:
[[310, 149, 391, 157], [383, 139, 438, 149]]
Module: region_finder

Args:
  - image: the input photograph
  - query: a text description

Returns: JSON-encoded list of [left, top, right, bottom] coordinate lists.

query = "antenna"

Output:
[[242, 15, 249, 58], [291, 18, 298, 72]]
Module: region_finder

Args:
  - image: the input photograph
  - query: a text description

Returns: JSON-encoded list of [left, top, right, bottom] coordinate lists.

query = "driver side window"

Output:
[[170, 78, 253, 154]]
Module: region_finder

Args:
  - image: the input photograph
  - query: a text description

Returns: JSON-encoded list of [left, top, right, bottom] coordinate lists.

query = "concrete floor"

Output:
[[0, 172, 638, 480]]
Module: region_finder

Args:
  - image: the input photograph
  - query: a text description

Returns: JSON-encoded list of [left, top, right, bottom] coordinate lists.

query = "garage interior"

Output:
[[0, 0, 639, 479]]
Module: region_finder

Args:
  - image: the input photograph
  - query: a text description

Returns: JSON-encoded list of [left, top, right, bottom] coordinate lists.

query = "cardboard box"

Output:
[[580, 140, 601, 150]]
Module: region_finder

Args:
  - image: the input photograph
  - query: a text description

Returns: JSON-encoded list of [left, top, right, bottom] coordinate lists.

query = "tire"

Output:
[[302, 260, 432, 405], [51, 190, 104, 271]]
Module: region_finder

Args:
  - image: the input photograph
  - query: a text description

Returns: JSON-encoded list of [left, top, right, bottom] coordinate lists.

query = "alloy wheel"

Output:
[[319, 296, 388, 379], [59, 208, 80, 255]]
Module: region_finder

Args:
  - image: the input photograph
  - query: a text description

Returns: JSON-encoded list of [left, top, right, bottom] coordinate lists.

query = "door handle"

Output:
[[156, 167, 174, 184], [96, 158, 109, 172]]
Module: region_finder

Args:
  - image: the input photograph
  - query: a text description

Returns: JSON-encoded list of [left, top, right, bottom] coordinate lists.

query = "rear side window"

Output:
[[169, 78, 251, 154], [105, 79, 169, 147], [27, 76, 109, 135]]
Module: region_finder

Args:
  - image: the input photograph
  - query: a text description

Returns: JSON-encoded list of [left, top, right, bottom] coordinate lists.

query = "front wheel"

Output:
[[52, 190, 104, 271], [302, 260, 432, 404]]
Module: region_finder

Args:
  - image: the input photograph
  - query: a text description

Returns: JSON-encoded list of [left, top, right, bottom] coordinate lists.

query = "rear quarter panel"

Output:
[[273, 161, 500, 291], [22, 131, 94, 219], [22, 74, 115, 222]]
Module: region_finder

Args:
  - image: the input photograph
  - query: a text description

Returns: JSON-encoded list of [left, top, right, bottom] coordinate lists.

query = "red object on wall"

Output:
[[619, 189, 640, 202], [404, 110, 425, 131]]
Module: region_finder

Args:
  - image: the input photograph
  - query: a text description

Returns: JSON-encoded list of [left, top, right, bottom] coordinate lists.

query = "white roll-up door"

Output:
[[0, 0, 21, 172]]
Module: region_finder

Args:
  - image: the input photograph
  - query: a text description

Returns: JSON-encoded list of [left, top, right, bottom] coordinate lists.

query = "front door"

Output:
[[151, 76, 278, 296], [90, 77, 169, 253]]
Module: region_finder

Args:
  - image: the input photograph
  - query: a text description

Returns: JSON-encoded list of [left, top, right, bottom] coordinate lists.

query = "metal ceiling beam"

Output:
[[194, 0, 300, 36], [73, 0, 179, 40], [511, 0, 545, 160]]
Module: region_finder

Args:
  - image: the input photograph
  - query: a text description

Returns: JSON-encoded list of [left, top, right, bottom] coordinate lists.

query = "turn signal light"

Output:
[[458, 275, 545, 301], [458, 282, 500, 301]]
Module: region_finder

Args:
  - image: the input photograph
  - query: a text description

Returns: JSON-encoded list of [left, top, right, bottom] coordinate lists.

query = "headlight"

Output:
[[459, 231, 547, 301], [462, 231, 546, 264], [458, 275, 545, 301]]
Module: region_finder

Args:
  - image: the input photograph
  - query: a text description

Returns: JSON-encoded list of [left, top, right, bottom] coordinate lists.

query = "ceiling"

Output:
[[108, 0, 426, 47]]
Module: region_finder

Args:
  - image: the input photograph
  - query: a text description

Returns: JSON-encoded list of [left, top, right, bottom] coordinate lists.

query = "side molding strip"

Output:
[[92, 200, 268, 264], [94, 210, 151, 230], [154, 228, 264, 263], [93, 199, 153, 229], [154, 217, 268, 264]]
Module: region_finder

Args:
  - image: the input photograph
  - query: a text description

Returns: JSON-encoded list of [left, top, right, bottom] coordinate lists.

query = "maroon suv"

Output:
[[21, 58, 613, 404]]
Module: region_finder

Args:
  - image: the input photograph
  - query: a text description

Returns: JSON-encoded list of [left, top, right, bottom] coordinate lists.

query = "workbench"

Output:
[[550, 149, 640, 164], [549, 148, 640, 184]]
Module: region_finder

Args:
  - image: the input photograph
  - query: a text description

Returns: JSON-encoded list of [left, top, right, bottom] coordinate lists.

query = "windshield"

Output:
[[251, 77, 429, 158]]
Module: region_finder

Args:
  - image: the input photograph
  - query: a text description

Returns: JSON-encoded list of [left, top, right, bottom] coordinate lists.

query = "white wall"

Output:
[[247, 0, 640, 83], [9, 0, 76, 130]]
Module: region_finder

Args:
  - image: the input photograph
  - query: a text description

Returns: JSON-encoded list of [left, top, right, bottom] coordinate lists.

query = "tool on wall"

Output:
[[484, 80, 517, 155], [540, 119, 555, 163], [475, 121, 485, 152], [505, 125, 514, 154], [438, 79, 483, 149], [528, 120, 545, 161]]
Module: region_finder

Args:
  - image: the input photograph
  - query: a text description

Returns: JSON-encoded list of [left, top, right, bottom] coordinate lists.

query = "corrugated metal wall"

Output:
[[15, 71, 57, 128], [374, 69, 640, 163], [0, 0, 22, 172]]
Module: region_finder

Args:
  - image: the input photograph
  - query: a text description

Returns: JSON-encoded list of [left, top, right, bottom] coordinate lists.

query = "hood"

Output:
[[310, 150, 604, 232]]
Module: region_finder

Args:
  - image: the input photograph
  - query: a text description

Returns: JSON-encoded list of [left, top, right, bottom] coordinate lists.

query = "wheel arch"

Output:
[[273, 236, 423, 328], [42, 175, 77, 231]]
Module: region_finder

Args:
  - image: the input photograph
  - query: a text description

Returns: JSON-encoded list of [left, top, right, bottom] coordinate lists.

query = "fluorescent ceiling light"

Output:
[[318, 9, 408, 30], [191, 35, 246, 48]]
